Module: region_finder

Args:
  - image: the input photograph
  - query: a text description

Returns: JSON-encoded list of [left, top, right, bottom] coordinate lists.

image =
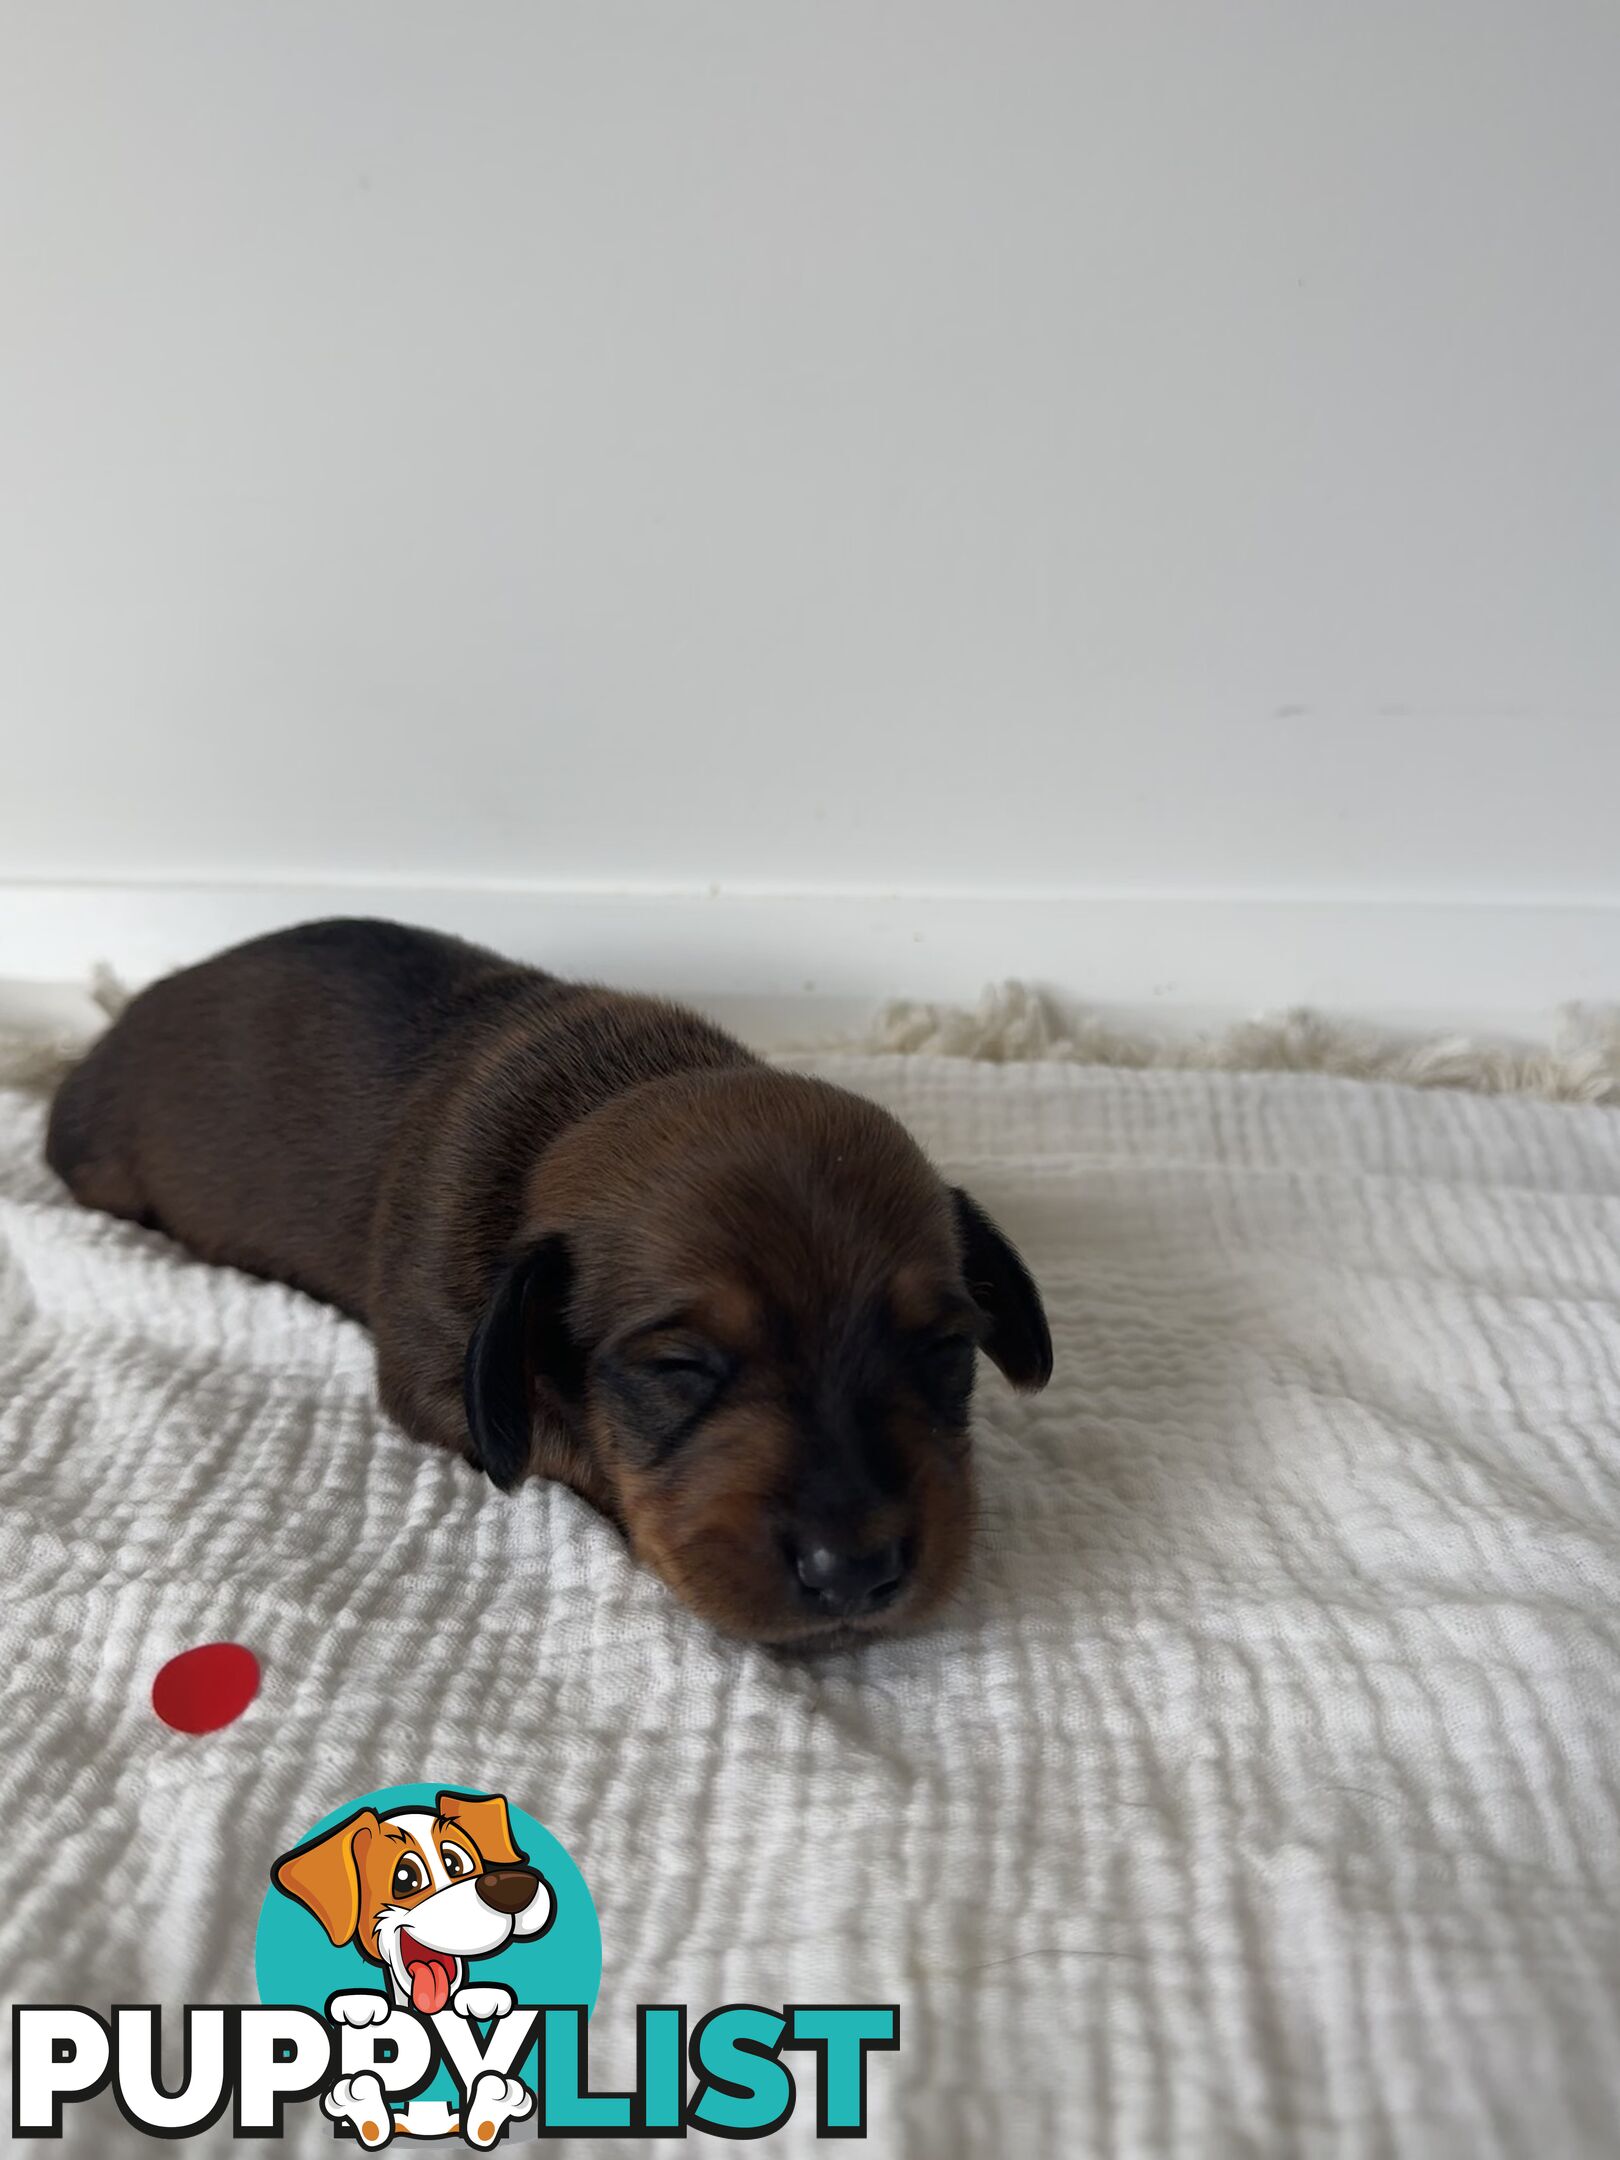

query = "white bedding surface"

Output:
[[3, 1053, 1620, 2156]]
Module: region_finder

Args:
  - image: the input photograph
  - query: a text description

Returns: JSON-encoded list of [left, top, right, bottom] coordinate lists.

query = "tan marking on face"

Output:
[[888, 1262, 956, 1331], [684, 1277, 764, 1353], [600, 1393, 975, 1644]]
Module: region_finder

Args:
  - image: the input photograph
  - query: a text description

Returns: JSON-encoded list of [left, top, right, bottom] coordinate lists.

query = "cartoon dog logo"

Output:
[[272, 1789, 554, 2145]]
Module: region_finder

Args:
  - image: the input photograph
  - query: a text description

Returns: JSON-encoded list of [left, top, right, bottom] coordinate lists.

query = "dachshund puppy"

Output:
[[46, 919, 1051, 1642]]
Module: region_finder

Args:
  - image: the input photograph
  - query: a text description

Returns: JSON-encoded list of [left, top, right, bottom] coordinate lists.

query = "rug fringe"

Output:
[[6, 972, 1620, 1106], [809, 982, 1620, 1106], [0, 967, 128, 1091]]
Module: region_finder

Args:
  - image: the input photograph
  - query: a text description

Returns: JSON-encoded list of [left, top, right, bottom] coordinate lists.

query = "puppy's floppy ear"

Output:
[[271, 1808, 380, 1947], [951, 1187, 1053, 1391], [463, 1233, 582, 1492], [437, 1789, 527, 1868]]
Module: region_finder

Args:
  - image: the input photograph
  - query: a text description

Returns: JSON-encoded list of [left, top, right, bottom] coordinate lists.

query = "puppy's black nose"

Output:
[[793, 1539, 909, 1617], [476, 1866, 541, 1914]]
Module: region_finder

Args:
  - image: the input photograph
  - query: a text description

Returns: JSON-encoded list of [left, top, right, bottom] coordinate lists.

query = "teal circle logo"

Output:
[[255, 1782, 600, 2122]]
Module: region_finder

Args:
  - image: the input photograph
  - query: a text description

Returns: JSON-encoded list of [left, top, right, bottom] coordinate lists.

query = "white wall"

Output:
[[2, 4, 1618, 1016]]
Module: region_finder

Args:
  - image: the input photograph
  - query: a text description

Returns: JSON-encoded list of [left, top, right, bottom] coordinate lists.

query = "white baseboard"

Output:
[[1, 878, 1616, 1041]]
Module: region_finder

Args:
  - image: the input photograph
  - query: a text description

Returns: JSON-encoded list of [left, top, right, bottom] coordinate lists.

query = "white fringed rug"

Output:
[[3, 1045, 1620, 2156]]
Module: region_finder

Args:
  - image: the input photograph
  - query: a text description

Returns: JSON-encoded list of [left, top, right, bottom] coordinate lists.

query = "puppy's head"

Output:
[[271, 1790, 554, 2013], [464, 1070, 1051, 1643]]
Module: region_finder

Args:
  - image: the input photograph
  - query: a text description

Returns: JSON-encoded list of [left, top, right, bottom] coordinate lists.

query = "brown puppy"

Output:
[[46, 919, 1051, 1642]]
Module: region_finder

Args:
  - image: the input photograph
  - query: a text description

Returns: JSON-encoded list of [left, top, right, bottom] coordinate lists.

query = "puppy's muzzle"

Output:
[[476, 1866, 543, 1914]]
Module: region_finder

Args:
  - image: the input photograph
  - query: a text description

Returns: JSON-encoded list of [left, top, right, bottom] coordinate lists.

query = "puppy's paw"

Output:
[[322, 2072, 393, 2147], [451, 1983, 514, 2022], [328, 1990, 393, 2028], [462, 2071, 533, 2147]]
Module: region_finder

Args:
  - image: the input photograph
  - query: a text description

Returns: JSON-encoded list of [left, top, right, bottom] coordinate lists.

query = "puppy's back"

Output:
[[46, 918, 520, 1310]]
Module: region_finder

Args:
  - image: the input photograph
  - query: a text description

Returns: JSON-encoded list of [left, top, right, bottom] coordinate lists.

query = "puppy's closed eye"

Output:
[[641, 1345, 726, 1380], [914, 1327, 978, 1413], [602, 1336, 733, 1455]]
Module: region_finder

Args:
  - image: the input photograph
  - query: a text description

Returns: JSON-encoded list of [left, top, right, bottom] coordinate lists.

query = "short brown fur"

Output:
[[47, 919, 1051, 1641]]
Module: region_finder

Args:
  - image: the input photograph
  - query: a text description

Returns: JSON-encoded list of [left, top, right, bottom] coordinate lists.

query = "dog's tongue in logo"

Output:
[[401, 1933, 455, 2016]]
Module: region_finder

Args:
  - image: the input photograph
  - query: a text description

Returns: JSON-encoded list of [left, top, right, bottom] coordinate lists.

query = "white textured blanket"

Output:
[[3, 1053, 1620, 2157]]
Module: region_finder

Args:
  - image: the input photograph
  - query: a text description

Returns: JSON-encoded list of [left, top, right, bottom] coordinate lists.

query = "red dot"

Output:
[[151, 1643, 260, 1734]]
